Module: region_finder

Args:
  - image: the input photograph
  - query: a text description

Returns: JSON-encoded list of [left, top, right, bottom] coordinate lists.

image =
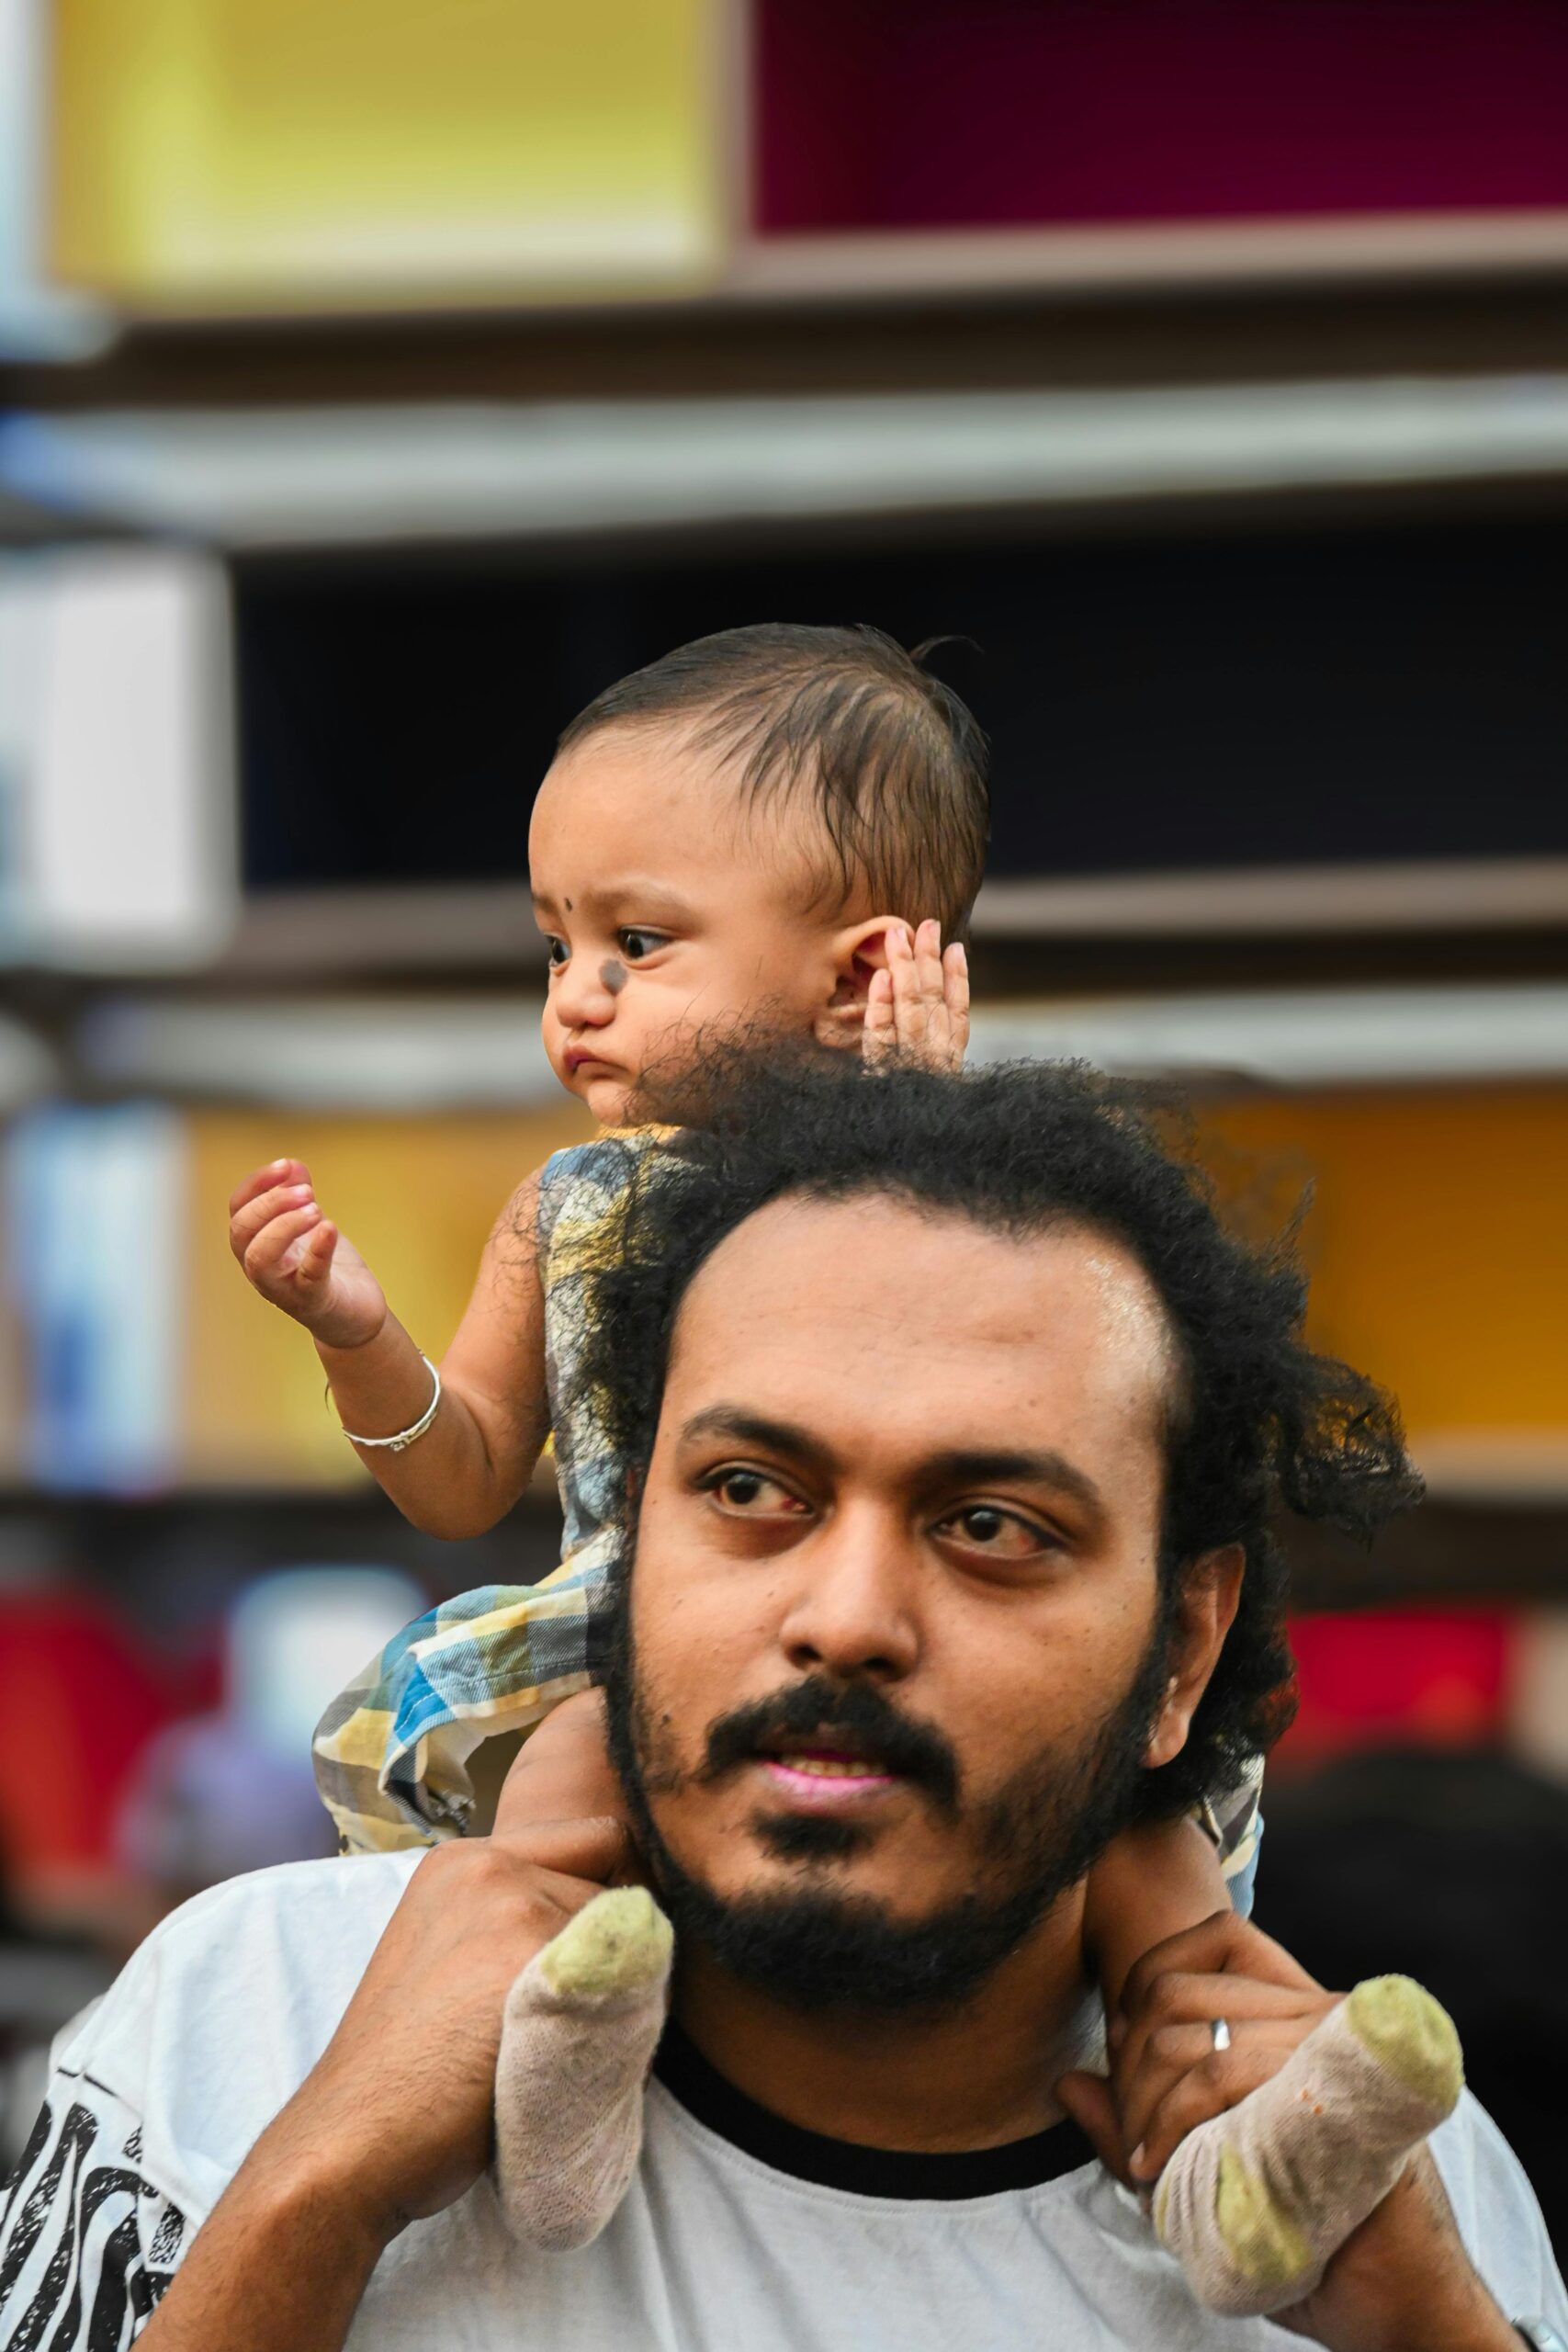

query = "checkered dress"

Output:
[[311, 1133, 657, 1850]]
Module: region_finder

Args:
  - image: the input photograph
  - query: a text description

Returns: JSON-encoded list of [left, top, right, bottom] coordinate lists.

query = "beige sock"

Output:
[[1152, 1975, 1463, 2316], [493, 1886, 674, 2253]]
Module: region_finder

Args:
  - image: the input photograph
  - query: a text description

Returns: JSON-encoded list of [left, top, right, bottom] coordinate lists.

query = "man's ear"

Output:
[[813, 916, 910, 1051], [1143, 1544, 1245, 1770]]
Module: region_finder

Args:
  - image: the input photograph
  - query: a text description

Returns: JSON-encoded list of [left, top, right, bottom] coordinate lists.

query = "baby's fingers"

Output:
[[911, 917, 946, 1008], [886, 920, 939, 1049], [230, 1175, 316, 1261], [862, 967, 897, 1066], [242, 1202, 324, 1295], [229, 1158, 310, 1220], [941, 941, 969, 1067], [887, 920, 969, 1069], [288, 1218, 340, 1290]]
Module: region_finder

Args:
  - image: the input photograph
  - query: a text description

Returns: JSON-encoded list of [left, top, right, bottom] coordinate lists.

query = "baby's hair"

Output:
[[555, 624, 990, 939]]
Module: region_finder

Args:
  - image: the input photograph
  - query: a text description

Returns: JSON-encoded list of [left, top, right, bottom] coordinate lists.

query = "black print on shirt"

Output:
[[0, 2087, 186, 2349]]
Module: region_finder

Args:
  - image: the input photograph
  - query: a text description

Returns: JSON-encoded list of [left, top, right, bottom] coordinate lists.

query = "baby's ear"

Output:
[[813, 917, 908, 1050]]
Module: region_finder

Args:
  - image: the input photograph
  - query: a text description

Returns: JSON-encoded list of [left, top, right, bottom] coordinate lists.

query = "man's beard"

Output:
[[604, 1555, 1176, 2018]]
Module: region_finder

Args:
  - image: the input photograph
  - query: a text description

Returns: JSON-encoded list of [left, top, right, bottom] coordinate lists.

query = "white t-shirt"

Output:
[[3, 1850, 1563, 2351]]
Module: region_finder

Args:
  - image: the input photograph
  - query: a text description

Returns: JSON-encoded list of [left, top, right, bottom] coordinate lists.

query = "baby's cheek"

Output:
[[540, 1002, 576, 1074]]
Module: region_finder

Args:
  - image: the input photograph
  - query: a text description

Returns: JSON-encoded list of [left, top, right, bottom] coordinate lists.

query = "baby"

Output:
[[229, 624, 1456, 2314]]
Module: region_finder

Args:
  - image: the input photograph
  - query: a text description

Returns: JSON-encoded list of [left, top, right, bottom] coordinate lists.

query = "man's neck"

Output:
[[671, 1883, 1095, 2154]]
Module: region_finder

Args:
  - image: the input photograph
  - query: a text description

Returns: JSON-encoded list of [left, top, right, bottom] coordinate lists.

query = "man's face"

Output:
[[614, 1193, 1202, 2006]]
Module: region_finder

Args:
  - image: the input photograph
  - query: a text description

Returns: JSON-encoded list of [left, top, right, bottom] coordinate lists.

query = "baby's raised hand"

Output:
[[863, 918, 970, 1072], [227, 1157, 387, 1350]]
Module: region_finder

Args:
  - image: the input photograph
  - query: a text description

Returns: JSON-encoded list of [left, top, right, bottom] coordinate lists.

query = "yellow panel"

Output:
[[50, 0, 729, 309], [1200, 1085, 1568, 1445], [185, 1107, 592, 1483]]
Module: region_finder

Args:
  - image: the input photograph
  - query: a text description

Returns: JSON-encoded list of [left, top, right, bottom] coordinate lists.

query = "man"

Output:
[[5, 1059, 1563, 2351]]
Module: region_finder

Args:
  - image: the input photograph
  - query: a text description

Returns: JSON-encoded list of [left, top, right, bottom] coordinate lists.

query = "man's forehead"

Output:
[[661, 1192, 1177, 1456]]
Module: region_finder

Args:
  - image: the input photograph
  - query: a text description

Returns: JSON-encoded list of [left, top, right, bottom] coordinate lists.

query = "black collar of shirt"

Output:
[[652, 2018, 1098, 2201]]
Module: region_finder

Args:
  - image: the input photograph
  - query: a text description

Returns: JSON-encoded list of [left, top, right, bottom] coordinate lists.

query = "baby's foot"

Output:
[[494, 1885, 674, 2252], [1153, 1974, 1463, 2316]]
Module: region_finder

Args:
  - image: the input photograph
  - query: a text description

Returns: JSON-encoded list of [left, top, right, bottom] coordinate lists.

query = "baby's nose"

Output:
[[555, 963, 616, 1026]]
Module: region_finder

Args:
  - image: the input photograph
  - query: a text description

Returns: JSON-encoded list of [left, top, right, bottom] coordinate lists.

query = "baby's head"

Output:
[[530, 624, 989, 1125]]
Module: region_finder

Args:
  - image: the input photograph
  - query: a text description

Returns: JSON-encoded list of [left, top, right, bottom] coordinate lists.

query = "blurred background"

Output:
[[1, 0, 1565, 2245]]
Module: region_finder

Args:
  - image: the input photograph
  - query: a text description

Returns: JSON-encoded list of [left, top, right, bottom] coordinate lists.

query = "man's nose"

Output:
[[777, 1505, 919, 1685]]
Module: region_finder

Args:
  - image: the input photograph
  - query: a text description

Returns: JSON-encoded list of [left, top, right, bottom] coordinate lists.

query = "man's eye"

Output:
[[618, 928, 668, 963], [702, 1467, 807, 1516], [937, 1505, 1051, 1560], [545, 937, 570, 969]]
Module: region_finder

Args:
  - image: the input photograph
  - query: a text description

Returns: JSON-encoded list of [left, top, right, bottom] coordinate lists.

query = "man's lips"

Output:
[[701, 1678, 961, 1814], [752, 1745, 905, 1808]]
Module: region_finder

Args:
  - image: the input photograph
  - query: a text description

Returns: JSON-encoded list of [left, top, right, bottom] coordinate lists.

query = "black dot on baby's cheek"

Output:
[[601, 959, 627, 994]]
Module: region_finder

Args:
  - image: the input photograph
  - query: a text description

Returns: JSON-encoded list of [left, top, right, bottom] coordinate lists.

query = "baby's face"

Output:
[[529, 725, 845, 1125]]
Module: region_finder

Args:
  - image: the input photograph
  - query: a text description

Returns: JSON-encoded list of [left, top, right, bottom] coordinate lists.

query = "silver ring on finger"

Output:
[[1209, 2018, 1233, 2053]]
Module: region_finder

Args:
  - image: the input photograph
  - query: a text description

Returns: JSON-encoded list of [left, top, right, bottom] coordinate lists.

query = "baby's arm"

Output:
[[229, 1159, 550, 1540], [1081, 1814, 1232, 2025]]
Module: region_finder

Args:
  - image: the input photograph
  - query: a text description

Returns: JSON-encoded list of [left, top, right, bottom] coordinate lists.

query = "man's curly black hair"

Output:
[[570, 1052, 1422, 1824]]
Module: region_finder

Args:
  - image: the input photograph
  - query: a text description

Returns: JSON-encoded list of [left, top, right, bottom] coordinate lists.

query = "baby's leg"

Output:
[[494, 1885, 674, 2252], [1153, 1974, 1463, 2316]]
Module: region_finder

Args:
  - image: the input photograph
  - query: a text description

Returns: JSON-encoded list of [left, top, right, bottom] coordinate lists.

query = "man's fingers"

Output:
[[1112, 1968, 1325, 2119], [1054, 2071, 1135, 2188], [491, 1811, 634, 1888], [1121, 1966, 1322, 2046], [1116, 1997, 1325, 2158], [495, 1693, 626, 1839], [1120, 1910, 1322, 2022], [1130, 2036, 1297, 2183]]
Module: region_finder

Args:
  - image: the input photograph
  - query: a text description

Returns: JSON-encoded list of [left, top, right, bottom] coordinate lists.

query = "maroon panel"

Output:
[[754, 0, 1568, 234]]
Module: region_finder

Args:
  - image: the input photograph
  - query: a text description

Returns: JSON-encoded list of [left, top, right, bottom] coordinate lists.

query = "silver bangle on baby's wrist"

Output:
[[333, 1354, 443, 1453]]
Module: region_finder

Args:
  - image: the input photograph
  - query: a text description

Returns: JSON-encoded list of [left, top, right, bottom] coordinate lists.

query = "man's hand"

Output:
[[494, 1685, 644, 1871], [282, 1694, 634, 2236], [1279, 2147, 1518, 2352], [1056, 1912, 1517, 2352], [228, 1157, 388, 1350], [141, 1696, 635, 2352], [863, 919, 970, 1072]]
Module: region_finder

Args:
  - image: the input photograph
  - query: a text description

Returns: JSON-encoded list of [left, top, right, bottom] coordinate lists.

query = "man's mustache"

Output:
[[697, 1674, 961, 1813]]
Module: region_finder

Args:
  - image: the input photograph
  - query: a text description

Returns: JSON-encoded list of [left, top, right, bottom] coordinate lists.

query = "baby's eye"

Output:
[[545, 936, 570, 969], [936, 1505, 1052, 1561], [702, 1466, 807, 1517], [617, 928, 669, 963]]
